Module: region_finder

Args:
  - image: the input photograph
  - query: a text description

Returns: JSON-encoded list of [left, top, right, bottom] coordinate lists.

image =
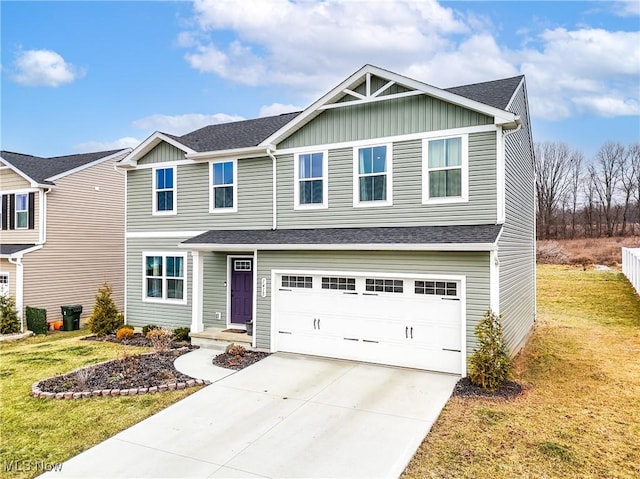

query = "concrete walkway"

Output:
[[42, 352, 458, 479]]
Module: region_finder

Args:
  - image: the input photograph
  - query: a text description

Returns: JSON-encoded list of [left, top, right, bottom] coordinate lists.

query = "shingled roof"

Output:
[[1, 149, 126, 185], [445, 75, 524, 110], [183, 224, 502, 249], [164, 112, 301, 153]]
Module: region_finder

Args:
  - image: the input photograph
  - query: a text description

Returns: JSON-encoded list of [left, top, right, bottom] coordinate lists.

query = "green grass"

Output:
[[403, 265, 640, 479], [0, 330, 200, 479]]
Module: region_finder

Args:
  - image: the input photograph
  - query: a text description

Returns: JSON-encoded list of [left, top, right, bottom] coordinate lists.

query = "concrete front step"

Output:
[[190, 328, 252, 351]]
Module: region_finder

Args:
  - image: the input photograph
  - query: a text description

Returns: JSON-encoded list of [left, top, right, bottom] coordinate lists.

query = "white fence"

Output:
[[622, 248, 640, 295]]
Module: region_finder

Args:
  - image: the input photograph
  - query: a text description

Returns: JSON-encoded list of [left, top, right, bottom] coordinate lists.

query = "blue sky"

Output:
[[1, 0, 638, 160]]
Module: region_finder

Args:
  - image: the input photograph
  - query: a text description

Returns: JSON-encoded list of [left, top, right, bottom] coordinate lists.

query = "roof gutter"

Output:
[[179, 242, 498, 252], [185, 145, 272, 161]]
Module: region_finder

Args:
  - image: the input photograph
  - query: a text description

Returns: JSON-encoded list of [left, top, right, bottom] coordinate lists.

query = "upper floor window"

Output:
[[423, 135, 468, 203], [353, 144, 392, 207], [15, 194, 28, 228], [210, 160, 237, 213], [294, 151, 327, 209], [153, 167, 175, 214], [144, 253, 186, 304]]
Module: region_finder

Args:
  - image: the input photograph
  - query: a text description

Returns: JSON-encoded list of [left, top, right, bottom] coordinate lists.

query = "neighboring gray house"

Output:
[[0, 149, 130, 324], [118, 65, 535, 376]]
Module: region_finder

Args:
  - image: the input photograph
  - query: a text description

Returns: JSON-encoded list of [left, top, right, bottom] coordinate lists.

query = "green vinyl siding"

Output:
[[126, 237, 192, 329], [279, 95, 493, 149], [497, 82, 536, 355], [127, 157, 273, 232], [137, 142, 184, 165], [254, 250, 490, 355], [277, 131, 497, 228]]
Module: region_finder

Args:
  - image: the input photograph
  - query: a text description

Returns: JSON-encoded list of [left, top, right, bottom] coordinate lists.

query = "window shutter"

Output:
[[9, 194, 15, 230], [28, 192, 35, 229], [0, 195, 6, 230]]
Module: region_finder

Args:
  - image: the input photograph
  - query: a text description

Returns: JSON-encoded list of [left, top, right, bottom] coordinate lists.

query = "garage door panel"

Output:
[[274, 272, 463, 374]]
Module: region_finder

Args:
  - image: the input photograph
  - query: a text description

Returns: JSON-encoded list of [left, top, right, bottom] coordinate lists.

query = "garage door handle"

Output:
[[279, 288, 292, 292], [363, 293, 378, 296], [410, 327, 413, 339], [405, 326, 408, 338], [343, 292, 358, 295], [363, 339, 379, 344], [343, 337, 359, 342], [278, 331, 292, 334], [442, 298, 460, 301], [443, 348, 461, 352], [313, 318, 317, 329]]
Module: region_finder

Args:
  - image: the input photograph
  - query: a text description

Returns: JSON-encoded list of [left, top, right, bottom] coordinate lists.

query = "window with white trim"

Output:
[[210, 160, 237, 212], [423, 135, 468, 202], [281, 275, 312, 288], [15, 194, 28, 228], [295, 151, 327, 208], [0, 273, 9, 298], [354, 144, 392, 206], [322, 276, 356, 291], [144, 253, 187, 303], [415, 280, 458, 297], [365, 278, 403, 293], [153, 167, 175, 214]]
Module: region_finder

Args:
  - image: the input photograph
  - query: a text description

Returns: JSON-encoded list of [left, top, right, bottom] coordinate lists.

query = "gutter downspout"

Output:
[[267, 148, 277, 230], [7, 256, 24, 332], [38, 188, 52, 245]]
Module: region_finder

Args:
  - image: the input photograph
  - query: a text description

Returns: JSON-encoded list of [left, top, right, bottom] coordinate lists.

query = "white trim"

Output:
[[0, 157, 48, 188], [505, 77, 525, 111], [126, 230, 205, 239], [0, 187, 39, 195], [226, 255, 255, 329], [422, 134, 469, 204], [293, 150, 329, 210], [209, 159, 238, 214], [151, 166, 177, 216], [489, 251, 500, 314], [7, 257, 24, 329], [118, 132, 195, 167], [141, 251, 188, 305], [275, 124, 498, 156], [191, 250, 204, 333], [134, 159, 196, 170], [496, 129, 506, 223], [260, 64, 517, 146], [371, 80, 396, 98], [186, 145, 271, 161], [353, 142, 393, 208], [0, 244, 44, 259], [14, 193, 29, 229], [46, 149, 131, 181], [252, 250, 258, 349], [182, 242, 498, 252], [0, 271, 10, 298], [319, 90, 425, 110], [124, 172, 128, 324]]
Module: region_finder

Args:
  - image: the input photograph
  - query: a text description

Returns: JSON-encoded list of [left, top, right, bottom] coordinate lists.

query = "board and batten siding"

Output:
[[255, 250, 491, 355], [127, 158, 273, 232], [0, 167, 31, 190], [498, 82, 536, 354], [137, 142, 185, 165], [21, 156, 125, 320], [126, 237, 192, 329], [278, 95, 493, 149], [276, 131, 497, 228]]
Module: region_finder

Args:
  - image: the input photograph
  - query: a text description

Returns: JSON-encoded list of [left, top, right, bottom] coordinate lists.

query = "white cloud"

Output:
[[180, 0, 640, 121], [132, 113, 245, 135], [258, 103, 302, 117], [612, 0, 640, 17], [12, 49, 84, 87], [73, 137, 141, 152]]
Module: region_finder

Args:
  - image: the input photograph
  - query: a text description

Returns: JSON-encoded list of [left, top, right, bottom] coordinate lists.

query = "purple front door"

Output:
[[230, 259, 253, 325]]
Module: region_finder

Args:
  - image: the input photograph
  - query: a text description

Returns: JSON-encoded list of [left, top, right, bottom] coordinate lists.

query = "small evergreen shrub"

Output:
[[87, 283, 122, 336], [467, 310, 511, 389], [0, 296, 21, 334], [116, 325, 135, 340], [25, 306, 47, 335], [172, 327, 191, 342], [146, 328, 172, 351], [142, 324, 160, 336]]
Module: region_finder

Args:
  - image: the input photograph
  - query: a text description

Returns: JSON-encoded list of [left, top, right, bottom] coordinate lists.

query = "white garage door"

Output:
[[274, 272, 463, 374]]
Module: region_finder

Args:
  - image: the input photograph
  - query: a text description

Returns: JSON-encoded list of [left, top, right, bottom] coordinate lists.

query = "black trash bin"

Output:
[[61, 305, 83, 331]]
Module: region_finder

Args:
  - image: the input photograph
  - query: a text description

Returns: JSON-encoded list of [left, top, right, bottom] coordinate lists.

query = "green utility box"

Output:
[[61, 305, 83, 331]]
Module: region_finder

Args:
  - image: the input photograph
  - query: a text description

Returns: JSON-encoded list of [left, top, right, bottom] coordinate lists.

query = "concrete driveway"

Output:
[[43, 353, 458, 478]]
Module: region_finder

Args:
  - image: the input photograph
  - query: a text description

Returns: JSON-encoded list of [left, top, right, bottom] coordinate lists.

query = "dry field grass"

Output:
[[537, 236, 640, 266], [403, 265, 640, 479]]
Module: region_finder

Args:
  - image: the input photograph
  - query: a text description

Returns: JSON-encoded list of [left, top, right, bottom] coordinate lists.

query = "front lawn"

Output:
[[403, 265, 640, 479], [0, 330, 200, 479]]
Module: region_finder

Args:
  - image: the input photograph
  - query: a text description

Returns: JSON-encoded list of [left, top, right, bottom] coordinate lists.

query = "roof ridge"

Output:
[[446, 75, 524, 90]]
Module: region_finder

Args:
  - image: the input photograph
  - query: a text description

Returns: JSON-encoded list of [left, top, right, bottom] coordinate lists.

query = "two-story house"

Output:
[[118, 65, 535, 376], [0, 149, 130, 326]]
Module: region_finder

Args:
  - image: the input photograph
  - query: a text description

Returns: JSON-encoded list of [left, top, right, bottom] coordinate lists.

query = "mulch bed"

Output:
[[35, 349, 197, 394], [212, 351, 270, 370], [81, 332, 193, 350], [453, 377, 524, 399]]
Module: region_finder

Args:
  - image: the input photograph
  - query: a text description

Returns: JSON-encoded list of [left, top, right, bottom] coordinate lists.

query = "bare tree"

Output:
[[567, 150, 584, 238], [589, 142, 624, 237], [534, 142, 575, 239], [619, 144, 639, 235]]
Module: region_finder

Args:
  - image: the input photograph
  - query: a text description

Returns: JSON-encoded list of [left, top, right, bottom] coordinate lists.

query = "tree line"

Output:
[[535, 141, 639, 240]]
